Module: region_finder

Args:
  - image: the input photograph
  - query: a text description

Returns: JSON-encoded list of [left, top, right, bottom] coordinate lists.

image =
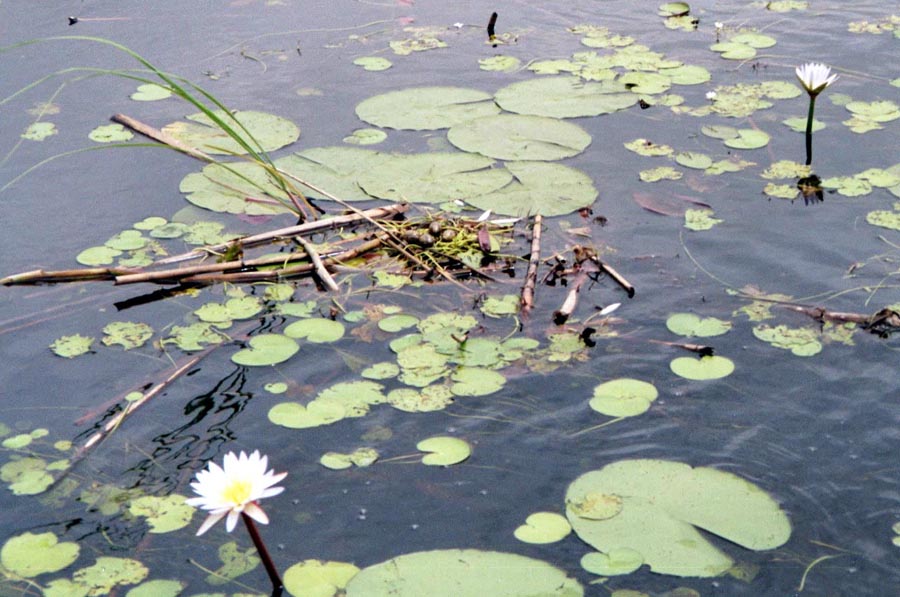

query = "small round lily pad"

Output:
[[232, 334, 299, 366], [417, 436, 471, 466], [669, 355, 735, 380]]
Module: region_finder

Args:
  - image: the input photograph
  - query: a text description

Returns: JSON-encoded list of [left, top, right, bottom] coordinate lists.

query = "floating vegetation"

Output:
[[513, 512, 572, 544]]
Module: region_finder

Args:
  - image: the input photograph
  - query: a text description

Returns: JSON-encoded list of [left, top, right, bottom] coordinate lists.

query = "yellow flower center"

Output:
[[223, 479, 253, 506]]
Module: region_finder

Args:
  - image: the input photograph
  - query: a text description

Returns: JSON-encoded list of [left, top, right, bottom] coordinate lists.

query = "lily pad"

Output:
[[620, 72, 671, 95], [709, 42, 756, 60], [343, 128, 387, 145], [89, 123, 134, 142], [128, 494, 194, 533], [76, 246, 122, 266], [355, 87, 500, 131], [581, 549, 644, 576], [72, 557, 148, 595], [670, 355, 734, 380], [752, 324, 822, 356], [126, 579, 184, 597], [284, 560, 361, 597], [275, 146, 387, 202], [447, 114, 592, 161], [417, 436, 471, 466], [284, 318, 345, 343], [180, 161, 293, 215], [590, 378, 659, 417], [723, 129, 770, 149], [782, 116, 825, 133], [345, 549, 583, 597], [479, 56, 521, 72], [268, 400, 345, 429], [495, 76, 638, 118], [362, 362, 401, 380], [358, 152, 512, 204], [730, 32, 777, 48], [625, 138, 674, 157], [661, 65, 711, 85], [161, 110, 300, 155], [102, 321, 153, 350], [675, 151, 713, 170], [666, 313, 732, 337], [1, 532, 80, 577], [464, 161, 598, 217], [50, 334, 94, 358], [640, 166, 682, 182], [867, 210, 900, 231], [353, 56, 392, 71], [378, 314, 420, 332], [231, 334, 299, 366], [131, 83, 172, 101], [449, 367, 506, 397], [1, 457, 54, 495], [565, 459, 791, 577], [387, 386, 454, 412], [514, 512, 572, 544], [21, 122, 57, 141]]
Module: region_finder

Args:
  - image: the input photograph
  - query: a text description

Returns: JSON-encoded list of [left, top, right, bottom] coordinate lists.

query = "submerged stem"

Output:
[[241, 512, 283, 596]]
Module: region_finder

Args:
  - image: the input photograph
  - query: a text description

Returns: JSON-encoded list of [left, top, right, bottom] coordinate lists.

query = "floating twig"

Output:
[[521, 214, 542, 314], [112, 113, 214, 162], [295, 236, 340, 292], [553, 270, 588, 325]]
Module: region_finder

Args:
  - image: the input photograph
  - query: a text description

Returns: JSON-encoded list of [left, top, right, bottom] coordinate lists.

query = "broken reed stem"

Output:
[[154, 203, 408, 266], [294, 236, 340, 292], [179, 235, 384, 284], [590, 256, 635, 298], [1, 267, 136, 285], [520, 214, 542, 313], [112, 113, 214, 162], [115, 251, 308, 285], [553, 270, 588, 325]]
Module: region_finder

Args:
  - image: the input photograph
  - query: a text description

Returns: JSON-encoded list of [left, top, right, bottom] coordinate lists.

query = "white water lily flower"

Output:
[[705, 91, 717, 101], [795, 62, 838, 96], [185, 450, 287, 536]]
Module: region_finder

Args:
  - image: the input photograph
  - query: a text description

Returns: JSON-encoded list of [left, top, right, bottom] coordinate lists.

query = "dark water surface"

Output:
[[2, 1, 899, 595]]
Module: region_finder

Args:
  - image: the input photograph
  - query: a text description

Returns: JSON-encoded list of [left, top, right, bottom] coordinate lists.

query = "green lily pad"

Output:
[[417, 436, 471, 466], [3, 434, 32, 449], [670, 355, 734, 379], [590, 378, 659, 417], [161, 110, 300, 155], [479, 55, 521, 72], [782, 116, 825, 133], [284, 560, 361, 597], [700, 125, 739, 140], [125, 579, 184, 597], [355, 87, 500, 131], [21, 122, 57, 141], [268, 400, 345, 429], [1, 457, 54, 495], [448, 114, 592, 161], [343, 128, 388, 145], [357, 153, 512, 204], [730, 32, 777, 48], [661, 65, 711, 85], [50, 334, 94, 358], [320, 448, 379, 470], [464, 161, 598, 217], [284, 318, 345, 343], [514, 512, 572, 544], [666, 313, 732, 337], [1, 532, 80, 578], [723, 129, 770, 149], [179, 161, 293, 215], [495, 76, 638, 118], [315, 381, 385, 417], [102, 321, 153, 350], [858, 168, 900, 188], [763, 183, 799, 200], [624, 138, 674, 157], [820, 175, 872, 197], [766, 0, 808, 10], [378, 314, 420, 332], [128, 494, 194, 533], [480, 295, 520, 318], [390, 36, 447, 56], [89, 123, 134, 142], [752, 324, 822, 356], [130, 83, 172, 101], [387, 386, 454, 412], [867, 210, 900, 231], [581, 549, 644, 576], [345, 549, 583, 597], [274, 146, 387, 201], [162, 323, 226, 351], [265, 382, 289, 394], [675, 151, 713, 170], [206, 541, 259, 586], [105, 230, 146, 251], [353, 56, 392, 71], [761, 160, 811, 180], [362, 362, 401, 380], [845, 100, 900, 123], [231, 334, 299, 366], [710, 42, 756, 60], [449, 367, 506, 397], [566, 459, 791, 577], [620, 72, 671, 95], [640, 166, 682, 182], [658, 2, 690, 16], [72, 557, 148, 595]]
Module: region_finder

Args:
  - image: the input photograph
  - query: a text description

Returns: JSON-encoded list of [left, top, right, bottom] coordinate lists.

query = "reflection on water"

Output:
[[2, 0, 900, 594]]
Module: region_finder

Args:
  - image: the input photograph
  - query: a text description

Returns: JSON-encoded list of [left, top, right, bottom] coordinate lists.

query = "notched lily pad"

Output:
[[495, 76, 637, 118], [670, 355, 734, 379], [514, 512, 572, 544], [355, 87, 500, 131], [590, 378, 659, 417], [162, 109, 300, 155], [752, 324, 822, 356], [447, 114, 592, 161], [417, 436, 471, 466], [284, 559, 361, 597], [50, 334, 94, 358], [465, 161, 598, 217], [1, 532, 80, 578], [667, 313, 731, 337], [231, 334, 299, 366]]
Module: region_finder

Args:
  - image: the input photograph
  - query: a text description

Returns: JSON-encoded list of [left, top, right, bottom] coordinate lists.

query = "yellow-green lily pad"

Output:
[[666, 313, 732, 337], [284, 559, 361, 597], [355, 87, 500, 131], [448, 114, 592, 161], [50, 334, 94, 358], [417, 436, 471, 466], [89, 123, 134, 142], [102, 321, 153, 350], [353, 56, 392, 71], [1, 532, 80, 578], [670, 355, 734, 380], [128, 494, 194, 533], [131, 83, 172, 101], [232, 334, 299, 366], [752, 324, 822, 356], [581, 548, 644, 576], [284, 318, 345, 343], [162, 109, 300, 155], [590, 378, 659, 417], [514, 512, 572, 544], [72, 557, 148, 595], [268, 400, 345, 429]]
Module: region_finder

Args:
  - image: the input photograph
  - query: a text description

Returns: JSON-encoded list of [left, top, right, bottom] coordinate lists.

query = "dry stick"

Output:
[[153, 203, 408, 266], [553, 270, 588, 325], [112, 113, 214, 162], [521, 214, 543, 313], [1, 267, 137, 286], [115, 251, 309, 285], [647, 338, 713, 355], [590, 256, 635, 298], [180, 235, 384, 284], [294, 236, 340, 292]]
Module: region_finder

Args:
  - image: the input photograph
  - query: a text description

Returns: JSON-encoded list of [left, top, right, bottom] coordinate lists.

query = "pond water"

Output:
[[1, 1, 899, 595]]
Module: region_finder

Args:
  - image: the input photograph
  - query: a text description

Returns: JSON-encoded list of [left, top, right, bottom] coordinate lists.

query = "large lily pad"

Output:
[[355, 87, 500, 131], [345, 549, 583, 596], [447, 114, 592, 161], [1, 532, 80, 578], [465, 161, 598, 217], [284, 560, 361, 597], [231, 334, 299, 366], [565, 459, 791, 577], [180, 161, 294, 215], [275, 146, 388, 201], [162, 110, 299, 155], [590, 378, 659, 417], [495, 76, 638, 118], [357, 153, 512, 204]]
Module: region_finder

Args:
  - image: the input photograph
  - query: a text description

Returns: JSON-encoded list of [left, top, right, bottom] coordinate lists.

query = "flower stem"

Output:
[[804, 94, 817, 166], [241, 512, 283, 596]]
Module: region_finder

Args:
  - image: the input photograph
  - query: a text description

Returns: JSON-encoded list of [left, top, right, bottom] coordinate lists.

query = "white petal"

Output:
[[244, 502, 270, 525], [196, 512, 226, 536], [225, 510, 242, 532]]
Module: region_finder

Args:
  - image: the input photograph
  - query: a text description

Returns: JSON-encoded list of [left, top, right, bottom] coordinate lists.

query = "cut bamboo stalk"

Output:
[[1, 267, 137, 286], [295, 236, 340, 292]]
